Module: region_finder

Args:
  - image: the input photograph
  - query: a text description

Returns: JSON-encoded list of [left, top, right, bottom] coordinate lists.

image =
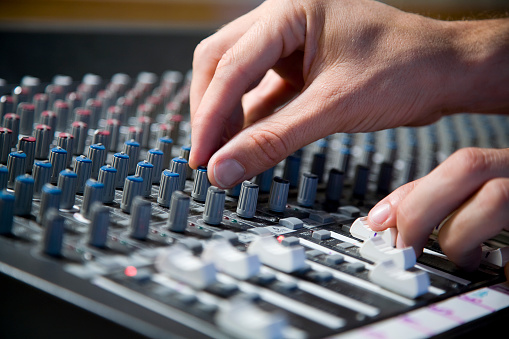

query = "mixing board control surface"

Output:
[[1, 71, 509, 338]]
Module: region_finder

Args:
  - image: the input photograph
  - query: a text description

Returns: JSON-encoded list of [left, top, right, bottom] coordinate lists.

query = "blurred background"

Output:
[[0, 0, 508, 83]]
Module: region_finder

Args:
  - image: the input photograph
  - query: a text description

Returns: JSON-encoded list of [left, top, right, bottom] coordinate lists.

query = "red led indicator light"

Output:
[[277, 235, 285, 243], [124, 266, 137, 277]]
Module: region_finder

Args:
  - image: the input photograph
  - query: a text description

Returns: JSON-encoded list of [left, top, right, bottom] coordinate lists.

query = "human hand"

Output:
[[368, 147, 509, 272], [189, 0, 471, 188]]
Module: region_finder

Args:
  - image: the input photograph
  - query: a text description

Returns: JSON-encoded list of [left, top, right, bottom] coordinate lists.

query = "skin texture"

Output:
[[189, 0, 509, 272]]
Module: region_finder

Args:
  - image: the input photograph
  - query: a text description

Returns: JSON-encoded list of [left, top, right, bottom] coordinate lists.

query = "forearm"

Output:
[[440, 18, 509, 115]]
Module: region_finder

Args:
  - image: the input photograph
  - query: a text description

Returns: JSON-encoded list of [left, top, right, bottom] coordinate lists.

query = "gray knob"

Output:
[[121, 175, 143, 213], [49, 146, 68, 184], [53, 100, 70, 131], [156, 136, 173, 170], [123, 139, 140, 175], [92, 130, 110, 153], [57, 169, 78, 210], [191, 166, 210, 202], [87, 143, 106, 179], [0, 165, 8, 190], [75, 107, 91, 127], [33, 93, 49, 121], [71, 121, 88, 156], [38, 183, 61, 223], [0, 127, 12, 164], [130, 196, 151, 240], [3, 113, 20, 148], [74, 155, 92, 194], [135, 160, 154, 197], [203, 186, 225, 225], [297, 173, 318, 207], [33, 160, 52, 198], [147, 149, 163, 184], [34, 124, 53, 160], [169, 157, 187, 191], [112, 152, 129, 189], [167, 190, 189, 232], [236, 181, 259, 219], [56, 132, 75, 168], [127, 126, 143, 145], [98, 165, 117, 203], [138, 116, 152, 148], [88, 202, 110, 248], [179, 145, 192, 179], [85, 99, 102, 129], [0, 189, 15, 235], [41, 110, 57, 134], [106, 118, 121, 152], [0, 95, 14, 121], [14, 174, 34, 216], [158, 170, 179, 207], [81, 179, 104, 219], [17, 136, 36, 173], [41, 208, 65, 256], [268, 176, 289, 213], [7, 150, 26, 189]]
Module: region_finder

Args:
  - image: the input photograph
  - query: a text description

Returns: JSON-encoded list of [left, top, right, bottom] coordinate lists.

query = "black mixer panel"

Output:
[[1, 71, 509, 338]]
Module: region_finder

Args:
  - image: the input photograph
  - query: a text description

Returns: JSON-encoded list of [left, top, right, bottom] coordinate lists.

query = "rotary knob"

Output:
[[0, 127, 12, 164], [167, 191, 190, 233], [158, 170, 180, 207], [169, 157, 187, 191], [57, 169, 77, 210], [112, 152, 129, 189], [34, 124, 53, 160], [14, 174, 34, 216], [7, 150, 27, 189], [0, 165, 8, 190], [268, 176, 289, 213], [71, 121, 88, 156], [130, 196, 151, 240], [41, 208, 65, 256], [203, 186, 225, 225], [18, 136, 36, 172], [191, 166, 210, 202], [98, 165, 117, 204], [135, 160, 154, 197], [297, 172, 318, 207], [156, 136, 173, 169], [74, 155, 92, 194], [33, 160, 52, 198], [236, 181, 259, 219], [123, 139, 140, 175], [88, 202, 110, 248], [38, 183, 61, 223], [121, 175, 143, 213], [87, 143, 106, 179], [147, 148, 163, 184], [0, 190, 15, 235], [3, 113, 20, 148], [81, 179, 104, 219], [49, 146, 68, 184]]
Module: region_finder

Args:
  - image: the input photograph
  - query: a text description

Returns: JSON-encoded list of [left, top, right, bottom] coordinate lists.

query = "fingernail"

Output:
[[369, 203, 391, 226], [213, 159, 245, 188]]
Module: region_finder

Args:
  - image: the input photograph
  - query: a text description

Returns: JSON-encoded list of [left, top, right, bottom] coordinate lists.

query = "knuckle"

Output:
[[480, 178, 509, 214], [193, 37, 222, 68], [247, 127, 291, 167], [449, 147, 490, 177]]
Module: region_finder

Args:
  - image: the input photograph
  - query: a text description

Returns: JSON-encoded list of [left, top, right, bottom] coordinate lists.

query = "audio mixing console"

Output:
[[0, 71, 509, 338]]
